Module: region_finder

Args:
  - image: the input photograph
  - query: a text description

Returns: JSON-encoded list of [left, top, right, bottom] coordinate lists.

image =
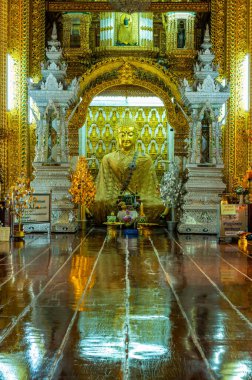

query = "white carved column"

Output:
[[29, 22, 80, 233], [178, 25, 230, 234], [60, 106, 68, 162], [35, 106, 45, 162]]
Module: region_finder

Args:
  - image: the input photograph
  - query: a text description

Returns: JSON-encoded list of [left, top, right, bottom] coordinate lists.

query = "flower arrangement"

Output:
[[159, 161, 184, 221], [233, 184, 249, 204], [5, 173, 39, 234], [234, 185, 248, 196], [122, 210, 133, 224], [69, 156, 96, 211]]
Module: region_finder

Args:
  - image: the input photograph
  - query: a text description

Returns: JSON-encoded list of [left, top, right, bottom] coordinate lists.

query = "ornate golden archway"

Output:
[[68, 57, 189, 160]]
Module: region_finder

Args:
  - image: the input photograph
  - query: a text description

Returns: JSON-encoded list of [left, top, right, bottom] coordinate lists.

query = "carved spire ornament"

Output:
[[178, 25, 230, 235], [28, 22, 81, 233]]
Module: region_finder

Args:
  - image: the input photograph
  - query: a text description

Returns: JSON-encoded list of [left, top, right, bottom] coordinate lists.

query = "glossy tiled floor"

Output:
[[0, 227, 252, 380]]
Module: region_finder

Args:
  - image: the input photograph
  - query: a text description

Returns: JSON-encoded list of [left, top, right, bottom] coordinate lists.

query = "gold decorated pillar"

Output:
[[80, 13, 92, 51], [7, 0, 30, 185], [30, 0, 45, 82], [212, 0, 250, 191], [0, 0, 8, 194], [62, 13, 72, 48], [249, 0, 252, 168]]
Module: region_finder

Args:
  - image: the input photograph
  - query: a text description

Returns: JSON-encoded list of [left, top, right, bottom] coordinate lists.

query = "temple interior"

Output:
[[0, 0, 252, 379]]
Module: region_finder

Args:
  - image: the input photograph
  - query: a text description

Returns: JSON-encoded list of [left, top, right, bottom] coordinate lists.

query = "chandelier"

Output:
[[109, 0, 151, 14]]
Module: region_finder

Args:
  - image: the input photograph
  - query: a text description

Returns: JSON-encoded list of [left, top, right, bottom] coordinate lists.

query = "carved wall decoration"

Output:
[[84, 106, 168, 180], [7, 111, 20, 187], [30, 0, 45, 82], [4, 0, 31, 187], [0, 0, 8, 193], [7, 1, 22, 187], [19, 0, 30, 176], [46, 2, 210, 14], [249, 0, 252, 168], [77, 57, 187, 120], [211, 0, 225, 77], [225, 0, 249, 190]]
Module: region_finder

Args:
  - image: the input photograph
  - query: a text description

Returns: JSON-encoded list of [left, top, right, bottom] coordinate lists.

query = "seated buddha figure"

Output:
[[117, 14, 134, 45], [93, 119, 165, 224]]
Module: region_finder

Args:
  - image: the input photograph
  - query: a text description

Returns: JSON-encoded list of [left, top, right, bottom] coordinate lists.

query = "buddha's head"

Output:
[[117, 121, 138, 152]]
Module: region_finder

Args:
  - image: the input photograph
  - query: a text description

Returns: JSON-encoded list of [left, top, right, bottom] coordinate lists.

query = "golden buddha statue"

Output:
[[93, 119, 165, 224]]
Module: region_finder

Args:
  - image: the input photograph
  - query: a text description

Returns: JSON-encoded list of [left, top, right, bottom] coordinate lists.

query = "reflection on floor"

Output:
[[0, 227, 252, 380]]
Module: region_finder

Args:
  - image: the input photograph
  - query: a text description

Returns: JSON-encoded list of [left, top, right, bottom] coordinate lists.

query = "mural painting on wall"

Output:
[[85, 106, 168, 181]]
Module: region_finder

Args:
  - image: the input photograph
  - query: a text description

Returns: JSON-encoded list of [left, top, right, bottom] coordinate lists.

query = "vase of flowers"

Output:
[[5, 174, 39, 238], [159, 161, 184, 231], [234, 185, 248, 204]]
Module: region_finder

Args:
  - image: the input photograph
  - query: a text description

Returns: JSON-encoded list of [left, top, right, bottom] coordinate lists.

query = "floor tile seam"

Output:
[[0, 228, 94, 347], [0, 234, 49, 265], [226, 242, 250, 258], [171, 234, 252, 331], [209, 254, 252, 283], [45, 234, 107, 380], [0, 234, 88, 291], [122, 235, 130, 380], [0, 246, 51, 290], [164, 232, 252, 287], [149, 237, 217, 380], [170, 250, 252, 284]]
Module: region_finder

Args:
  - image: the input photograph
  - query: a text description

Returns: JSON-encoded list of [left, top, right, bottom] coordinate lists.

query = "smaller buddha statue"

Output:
[[149, 141, 157, 157], [103, 125, 112, 140], [90, 125, 99, 141], [96, 140, 105, 157], [111, 110, 118, 124], [156, 125, 165, 144], [149, 110, 158, 127], [97, 109, 105, 126]]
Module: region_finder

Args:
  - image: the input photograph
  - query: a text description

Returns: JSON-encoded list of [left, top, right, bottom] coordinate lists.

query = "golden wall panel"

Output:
[[0, 0, 8, 193], [84, 106, 168, 180], [7, 112, 20, 187], [211, 0, 225, 77], [8, 1, 22, 187], [225, 0, 249, 190], [249, 0, 252, 167], [20, 0, 30, 176], [7, 0, 30, 187], [46, 1, 210, 13], [30, 0, 45, 82]]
